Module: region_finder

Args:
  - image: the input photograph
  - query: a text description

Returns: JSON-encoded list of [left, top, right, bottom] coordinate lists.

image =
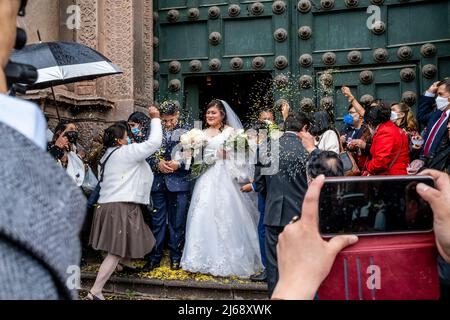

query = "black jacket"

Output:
[[255, 132, 309, 227], [423, 133, 450, 173]]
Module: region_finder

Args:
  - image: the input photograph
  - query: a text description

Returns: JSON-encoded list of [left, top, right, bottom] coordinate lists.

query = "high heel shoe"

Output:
[[86, 291, 103, 300]]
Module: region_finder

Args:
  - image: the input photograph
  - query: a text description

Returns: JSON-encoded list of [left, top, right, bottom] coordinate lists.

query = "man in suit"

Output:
[[409, 79, 450, 174], [143, 102, 192, 271], [240, 113, 275, 282], [254, 111, 311, 297]]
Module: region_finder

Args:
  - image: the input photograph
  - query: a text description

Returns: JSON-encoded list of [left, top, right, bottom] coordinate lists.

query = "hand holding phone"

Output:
[[319, 176, 434, 237]]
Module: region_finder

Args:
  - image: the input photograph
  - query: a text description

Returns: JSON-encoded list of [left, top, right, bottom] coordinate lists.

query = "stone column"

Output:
[[97, 0, 154, 120]]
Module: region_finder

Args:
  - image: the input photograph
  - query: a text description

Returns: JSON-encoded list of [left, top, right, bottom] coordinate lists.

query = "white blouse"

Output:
[[98, 118, 163, 205], [316, 130, 340, 154]]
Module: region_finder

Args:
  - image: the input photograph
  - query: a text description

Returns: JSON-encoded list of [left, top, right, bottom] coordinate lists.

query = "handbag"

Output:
[[335, 129, 360, 176], [87, 147, 120, 210], [81, 166, 98, 193], [340, 151, 361, 176]]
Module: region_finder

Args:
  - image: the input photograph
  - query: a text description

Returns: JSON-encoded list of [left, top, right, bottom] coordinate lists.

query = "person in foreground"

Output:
[[271, 175, 358, 300], [272, 170, 450, 300], [87, 106, 162, 300], [0, 0, 88, 300]]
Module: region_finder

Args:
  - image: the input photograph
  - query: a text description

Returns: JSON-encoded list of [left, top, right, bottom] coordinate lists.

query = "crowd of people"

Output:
[[39, 78, 450, 300], [1, 0, 450, 301]]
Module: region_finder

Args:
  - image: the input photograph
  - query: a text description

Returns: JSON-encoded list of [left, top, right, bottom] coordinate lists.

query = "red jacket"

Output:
[[365, 121, 409, 175]]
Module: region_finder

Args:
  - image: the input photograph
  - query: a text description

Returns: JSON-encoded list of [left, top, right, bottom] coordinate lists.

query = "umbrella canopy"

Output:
[[10, 41, 122, 90]]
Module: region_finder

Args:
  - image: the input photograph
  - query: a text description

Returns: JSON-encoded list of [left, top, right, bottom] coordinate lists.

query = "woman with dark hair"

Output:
[[87, 106, 162, 300], [128, 111, 150, 143], [47, 120, 79, 163], [362, 103, 409, 175], [341, 104, 371, 171], [204, 99, 228, 131], [309, 111, 340, 154], [46, 120, 92, 188], [181, 99, 263, 278]]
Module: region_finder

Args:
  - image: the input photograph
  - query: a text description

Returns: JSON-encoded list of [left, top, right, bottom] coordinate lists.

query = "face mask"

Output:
[[390, 111, 399, 121], [436, 96, 450, 111], [64, 131, 78, 144], [343, 114, 355, 126], [127, 137, 132, 145], [369, 126, 376, 136], [131, 127, 141, 136]]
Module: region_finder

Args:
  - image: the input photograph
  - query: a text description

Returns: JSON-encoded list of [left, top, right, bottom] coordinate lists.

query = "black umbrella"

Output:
[[10, 41, 122, 90], [9, 41, 122, 119]]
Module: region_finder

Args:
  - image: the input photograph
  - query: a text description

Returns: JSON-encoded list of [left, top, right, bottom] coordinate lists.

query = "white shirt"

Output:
[[0, 94, 47, 150], [98, 118, 163, 205], [316, 130, 340, 154]]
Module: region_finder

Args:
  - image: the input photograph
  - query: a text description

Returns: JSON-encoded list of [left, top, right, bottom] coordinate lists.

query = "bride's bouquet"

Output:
[[180, 128, 207, 167], [179, 128, 213, 180], [223, 129, 251, 154], [223, 129, 255, 184]]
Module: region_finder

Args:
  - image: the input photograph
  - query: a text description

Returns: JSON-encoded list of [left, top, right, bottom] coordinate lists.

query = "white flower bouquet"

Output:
[[180, 128, 214, 179], [223, 129, 251, 154], [179, 128, 208, 167]]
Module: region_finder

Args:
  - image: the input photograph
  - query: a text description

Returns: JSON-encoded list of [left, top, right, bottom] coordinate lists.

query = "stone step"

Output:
[[81, 273, 268, 300]]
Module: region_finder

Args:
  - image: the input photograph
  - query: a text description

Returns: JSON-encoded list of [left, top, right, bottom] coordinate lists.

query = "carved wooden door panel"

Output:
[[153, 0, 450, 121]]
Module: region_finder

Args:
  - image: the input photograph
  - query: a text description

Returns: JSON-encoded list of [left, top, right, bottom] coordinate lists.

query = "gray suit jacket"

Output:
[[255, 132, 309, 227], [0, 122, 86, 300]]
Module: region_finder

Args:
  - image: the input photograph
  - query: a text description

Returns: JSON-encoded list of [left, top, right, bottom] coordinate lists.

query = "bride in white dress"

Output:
[[180, 100, 263, 278]]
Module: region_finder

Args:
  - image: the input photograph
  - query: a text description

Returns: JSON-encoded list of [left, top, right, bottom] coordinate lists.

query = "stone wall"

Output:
[[19, 0, 154, 147]]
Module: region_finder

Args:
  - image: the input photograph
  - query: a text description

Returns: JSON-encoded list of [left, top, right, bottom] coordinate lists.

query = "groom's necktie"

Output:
[[423, 111, 448, 156], [164, 128, 172, 143]]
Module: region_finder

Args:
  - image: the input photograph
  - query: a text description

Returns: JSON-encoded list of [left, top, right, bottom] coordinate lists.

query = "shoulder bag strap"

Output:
[[386, 128, 405, 172], [98, 147, 120, 184]]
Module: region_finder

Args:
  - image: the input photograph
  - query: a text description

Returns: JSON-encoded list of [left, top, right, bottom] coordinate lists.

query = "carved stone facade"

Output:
[[20, 0, 154, 148]]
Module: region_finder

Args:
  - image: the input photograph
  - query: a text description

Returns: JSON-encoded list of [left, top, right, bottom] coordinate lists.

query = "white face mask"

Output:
[[390, 111, 399, 121], [436, 96, 450, 111]]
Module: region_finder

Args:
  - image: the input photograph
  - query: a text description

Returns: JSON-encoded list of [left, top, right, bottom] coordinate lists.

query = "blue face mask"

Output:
[[127, 137, 132, 145], [343, 114, 355, 126], [131, 127, 140, 136]]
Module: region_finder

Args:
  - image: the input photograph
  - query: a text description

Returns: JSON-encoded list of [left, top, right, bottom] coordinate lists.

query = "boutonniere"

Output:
[[154, 147, 166, 161]]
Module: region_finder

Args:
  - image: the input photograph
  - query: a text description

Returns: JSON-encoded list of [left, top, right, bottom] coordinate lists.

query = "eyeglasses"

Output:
[[161, 118, 178, 124]]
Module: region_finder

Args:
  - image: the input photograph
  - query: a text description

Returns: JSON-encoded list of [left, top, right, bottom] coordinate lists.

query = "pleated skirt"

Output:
[[89, 202, 155, 259]]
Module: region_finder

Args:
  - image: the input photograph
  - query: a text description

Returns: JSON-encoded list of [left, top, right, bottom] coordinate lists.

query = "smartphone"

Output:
[[319, 176, 434, 237]]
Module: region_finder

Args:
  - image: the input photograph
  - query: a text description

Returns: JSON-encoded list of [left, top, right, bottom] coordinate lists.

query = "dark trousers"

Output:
[[148, 188, 189, 263], [265, 225, 284, 298], [257, 194, 267, 268]]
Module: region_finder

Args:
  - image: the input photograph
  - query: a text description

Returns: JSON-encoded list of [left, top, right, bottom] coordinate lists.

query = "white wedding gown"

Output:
[[181, 127, 263, 278]]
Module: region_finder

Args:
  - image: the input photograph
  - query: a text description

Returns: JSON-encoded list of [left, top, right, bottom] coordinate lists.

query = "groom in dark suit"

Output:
[[409, 79, 450, 173], [254, 111, 311, 297], [143, 102, 192, 272]]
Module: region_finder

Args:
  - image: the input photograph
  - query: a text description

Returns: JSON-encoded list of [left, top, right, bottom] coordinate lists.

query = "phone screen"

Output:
[[319, 176, 434, 237]]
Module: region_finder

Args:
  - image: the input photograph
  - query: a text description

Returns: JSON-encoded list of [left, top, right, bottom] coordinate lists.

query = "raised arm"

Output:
[[417, 82, 439, 125], [123, 106, 163, 163], [341, 86, 366, 118]]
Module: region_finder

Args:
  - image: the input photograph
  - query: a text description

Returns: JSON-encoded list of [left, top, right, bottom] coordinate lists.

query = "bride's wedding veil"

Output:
[[219, 100, 257, 195], [219, 100, 243, 130]]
